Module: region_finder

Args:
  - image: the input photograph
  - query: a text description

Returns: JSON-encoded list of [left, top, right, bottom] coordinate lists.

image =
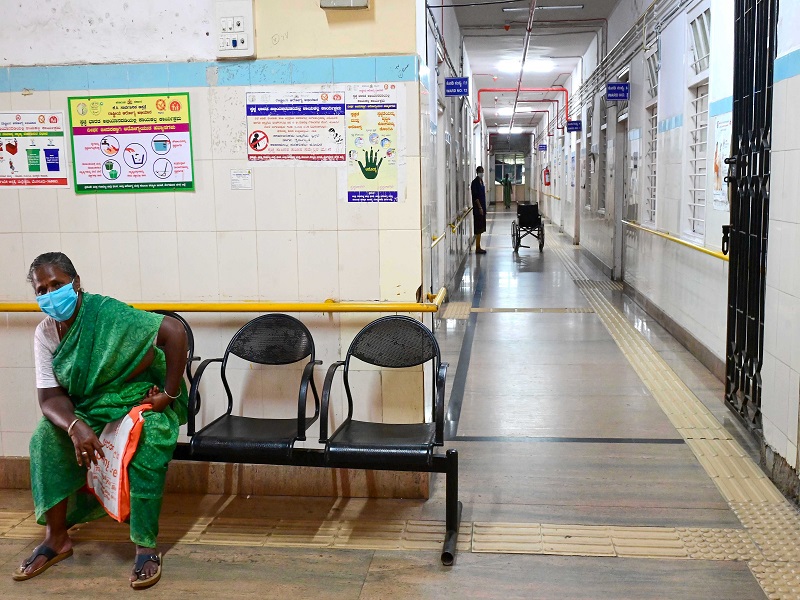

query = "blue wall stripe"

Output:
[[87, 64, 129, 90], [216, 62, 251, 86], [775, 47, 800, 84], [5, 56, 419, 92], [168, 62, 212, 88], [291, 58, 334, 84], [127, 63, 170, 89], [333, 57, 376, 83], [9, 67, 49, 92], [251, 60, 292, 85], [709, 96, 733, 118], [47, 66, 89, 91], [658, 114, 683, 134], [376, 55, 418, 82]]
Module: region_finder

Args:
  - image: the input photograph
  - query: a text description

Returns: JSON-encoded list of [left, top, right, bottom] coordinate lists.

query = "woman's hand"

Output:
[[140, 385, 172, 413], [70, 421, 105, 468]]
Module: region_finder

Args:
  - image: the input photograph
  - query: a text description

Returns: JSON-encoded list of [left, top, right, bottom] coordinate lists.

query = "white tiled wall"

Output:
[[0, 78, 427, 457], [762, 72, 800, 469]]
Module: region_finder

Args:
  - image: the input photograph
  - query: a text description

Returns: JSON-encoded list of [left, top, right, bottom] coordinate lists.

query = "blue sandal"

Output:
[[131, 552, 162, 590]]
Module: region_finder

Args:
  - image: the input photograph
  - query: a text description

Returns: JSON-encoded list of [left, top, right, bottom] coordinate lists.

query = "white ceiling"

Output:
[[447, 0, 620, 130]]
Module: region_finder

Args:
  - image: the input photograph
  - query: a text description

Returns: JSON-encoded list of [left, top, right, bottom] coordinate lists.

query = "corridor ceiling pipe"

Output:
[[517, 98, 563, 129], [473, 87, 570, 126], [508, 0, 537, 131]]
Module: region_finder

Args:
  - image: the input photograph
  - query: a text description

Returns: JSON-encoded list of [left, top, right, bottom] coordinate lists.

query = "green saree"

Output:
[[29, 293, 187, 548]]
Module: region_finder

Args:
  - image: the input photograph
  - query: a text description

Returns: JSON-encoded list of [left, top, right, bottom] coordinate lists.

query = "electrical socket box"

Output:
[[215, 0, 255, 59]]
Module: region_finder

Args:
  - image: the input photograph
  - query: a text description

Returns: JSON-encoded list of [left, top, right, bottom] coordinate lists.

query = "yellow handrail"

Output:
[[450, 206, 473, 233], [0, 288, 449, 314], [623, 220, 729, 262], [426, 287, 447, 305], [431, 231, 447, 249], [539, 192, 562, 201]]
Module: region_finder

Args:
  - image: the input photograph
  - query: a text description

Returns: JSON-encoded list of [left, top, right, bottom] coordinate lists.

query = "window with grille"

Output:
[[687, 83, 709, 238], [646, 52, 659, 98], [690, 8, 711, 75], [494, 153, 525, 184], [598, 97, 608, 213], [644, 105, 658, 225]]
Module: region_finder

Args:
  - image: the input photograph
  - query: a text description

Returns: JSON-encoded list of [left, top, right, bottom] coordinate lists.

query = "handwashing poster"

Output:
[[0, 111, 69, 187], [245, 83, 401, 202], [345, 83, 398, 202], [68, 93, 194, 193]]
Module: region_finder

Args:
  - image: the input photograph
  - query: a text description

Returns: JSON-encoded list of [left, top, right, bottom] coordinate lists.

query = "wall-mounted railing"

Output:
[[0, 287, 448, 314], [623, 220, 729, 262], [431, 206, 473, 249]]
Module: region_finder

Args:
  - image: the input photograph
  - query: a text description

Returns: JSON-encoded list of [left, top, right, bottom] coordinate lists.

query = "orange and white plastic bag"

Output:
[[86, 405, 149, 522]]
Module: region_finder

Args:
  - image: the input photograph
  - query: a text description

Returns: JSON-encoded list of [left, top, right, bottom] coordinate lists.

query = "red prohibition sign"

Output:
[[249, 130, 268, 152]]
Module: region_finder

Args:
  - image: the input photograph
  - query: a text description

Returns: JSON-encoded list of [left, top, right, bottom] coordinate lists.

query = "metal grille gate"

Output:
[[722, 0, 778, 432]]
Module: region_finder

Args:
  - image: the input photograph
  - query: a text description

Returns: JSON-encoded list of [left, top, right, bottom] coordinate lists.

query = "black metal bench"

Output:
[[171, 313, 462, 565]]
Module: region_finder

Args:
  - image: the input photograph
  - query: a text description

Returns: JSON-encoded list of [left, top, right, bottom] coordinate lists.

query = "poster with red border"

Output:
[[0, 111, 69, 188]]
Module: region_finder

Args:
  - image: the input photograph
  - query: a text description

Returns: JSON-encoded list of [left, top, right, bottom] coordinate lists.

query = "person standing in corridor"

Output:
[[502, 173, 513, 209], [471, 166, 487, 254]]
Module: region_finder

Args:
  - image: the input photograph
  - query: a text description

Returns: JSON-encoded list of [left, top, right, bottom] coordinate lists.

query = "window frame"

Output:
[[684, 82, 709, 241]]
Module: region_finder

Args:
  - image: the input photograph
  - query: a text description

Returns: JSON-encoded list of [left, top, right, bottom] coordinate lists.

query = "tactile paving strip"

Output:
[[472, 522, 765, 560], [749, 561, 800, 600], [549, 232, 800, 597], [574, 280, 624, 292], [471, 307, 594, 314], [439, 301, 472, 320]]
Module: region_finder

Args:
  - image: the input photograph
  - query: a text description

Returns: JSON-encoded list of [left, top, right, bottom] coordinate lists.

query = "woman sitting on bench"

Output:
[[13, 252, 188, 590]]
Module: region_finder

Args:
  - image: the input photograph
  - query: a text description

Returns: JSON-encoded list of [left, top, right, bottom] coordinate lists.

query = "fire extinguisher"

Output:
[[543, 167, 551, 187]]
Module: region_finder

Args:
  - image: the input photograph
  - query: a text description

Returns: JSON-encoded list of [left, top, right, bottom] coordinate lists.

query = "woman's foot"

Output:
[[14, 535, 73, 580], [130, 546, 162, 588]]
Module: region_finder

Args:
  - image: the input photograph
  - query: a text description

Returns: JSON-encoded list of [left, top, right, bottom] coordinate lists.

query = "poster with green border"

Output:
[[67, 92, 194, 194]]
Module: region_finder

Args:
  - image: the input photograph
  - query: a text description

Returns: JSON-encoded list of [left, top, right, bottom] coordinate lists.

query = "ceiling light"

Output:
[[497, 107, 514, 116], [502, 4, 584, 11], [497, 127, 524, 134]]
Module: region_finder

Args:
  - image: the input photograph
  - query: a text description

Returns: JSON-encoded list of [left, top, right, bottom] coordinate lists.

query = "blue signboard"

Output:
[[538, 144, 547, 151], [606, 82, 630, 101], [566, 120, 582, 133], [445, 77, 469, 97]]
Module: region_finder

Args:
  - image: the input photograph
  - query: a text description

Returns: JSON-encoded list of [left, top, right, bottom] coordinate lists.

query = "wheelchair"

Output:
[[511, 202, 544, 252]]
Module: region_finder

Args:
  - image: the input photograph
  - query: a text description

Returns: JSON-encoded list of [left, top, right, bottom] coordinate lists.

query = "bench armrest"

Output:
[[435, 362, 449, 445], [187, 357, 223, 437], [297, 359, 323, 441], [319, 361, 345, 443]]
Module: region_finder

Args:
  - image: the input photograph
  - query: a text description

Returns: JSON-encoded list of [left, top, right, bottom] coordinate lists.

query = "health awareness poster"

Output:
[[0, 111, 69, 187], [245, 84, 402, 203], [713, 116, 732, 211], [246, 87, 346, 162], [346, 83, 398, 202], [68, 93, 194, 193]]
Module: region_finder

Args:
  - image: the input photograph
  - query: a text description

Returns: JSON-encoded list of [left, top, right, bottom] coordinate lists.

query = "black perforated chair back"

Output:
[[226, 314, 314, 365], [347, 315, 439, 368], [517, 202, 541, 228]]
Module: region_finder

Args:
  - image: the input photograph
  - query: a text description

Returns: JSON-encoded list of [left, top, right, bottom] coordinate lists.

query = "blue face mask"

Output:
[[36, 280, 79, 322]]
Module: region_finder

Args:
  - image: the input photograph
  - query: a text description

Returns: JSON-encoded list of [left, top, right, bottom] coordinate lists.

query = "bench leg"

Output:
[[441, 448, 463, 566]]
